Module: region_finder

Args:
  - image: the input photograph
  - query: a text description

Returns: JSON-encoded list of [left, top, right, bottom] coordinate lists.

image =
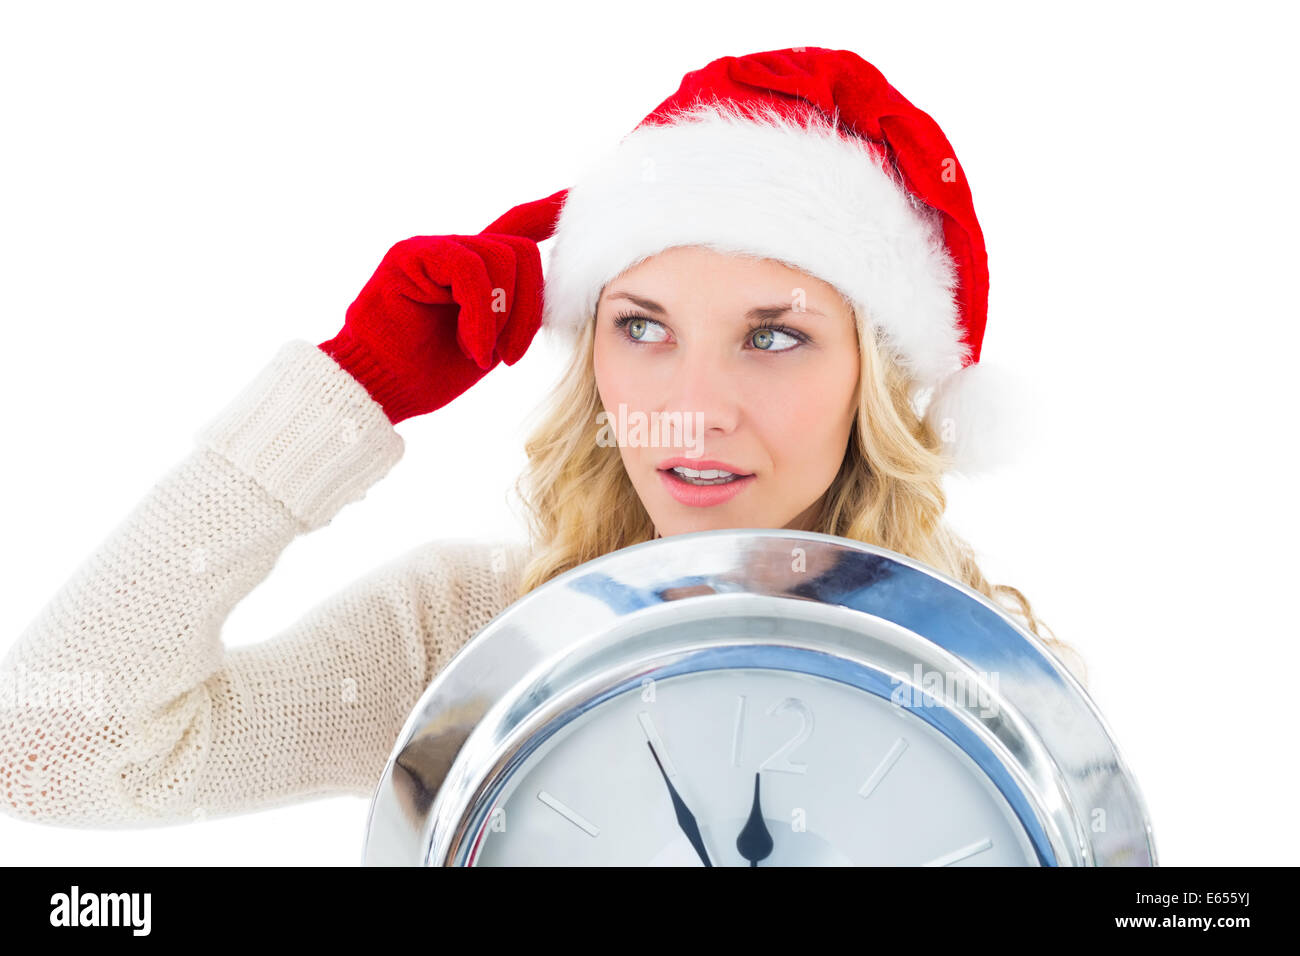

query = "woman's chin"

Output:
[[651, 514, 754, 537]]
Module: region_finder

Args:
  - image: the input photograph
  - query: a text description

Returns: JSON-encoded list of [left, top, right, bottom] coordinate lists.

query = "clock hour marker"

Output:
[[921, 837, 993, 867], [536, 791, 600, 837], [731, 695, 746, 767], [637, 711, 678, 777], [858, 737, 908, 798]]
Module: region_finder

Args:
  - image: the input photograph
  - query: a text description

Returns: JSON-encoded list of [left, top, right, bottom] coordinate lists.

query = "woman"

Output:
[[0, 47, 1083, 829]]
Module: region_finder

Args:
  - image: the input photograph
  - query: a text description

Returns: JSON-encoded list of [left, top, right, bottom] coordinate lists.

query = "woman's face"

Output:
[[593, 245, 861, 538]]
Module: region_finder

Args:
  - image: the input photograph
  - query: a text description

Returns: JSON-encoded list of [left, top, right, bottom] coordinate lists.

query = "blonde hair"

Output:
[[512, 295, 1088, 686]]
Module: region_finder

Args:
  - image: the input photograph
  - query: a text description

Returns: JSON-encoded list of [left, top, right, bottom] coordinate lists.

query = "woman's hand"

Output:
[[319, 231, 546, 424]]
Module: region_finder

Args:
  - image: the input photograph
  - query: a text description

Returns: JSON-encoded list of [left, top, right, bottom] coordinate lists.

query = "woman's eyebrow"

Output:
[[746, 304, 827, 321], [604, 291, 825, 320], [605, 291, 667, 315]]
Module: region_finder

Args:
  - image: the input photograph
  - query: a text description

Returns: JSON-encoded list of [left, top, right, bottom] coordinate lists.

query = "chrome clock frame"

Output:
[[361, 529, 1157, 867]]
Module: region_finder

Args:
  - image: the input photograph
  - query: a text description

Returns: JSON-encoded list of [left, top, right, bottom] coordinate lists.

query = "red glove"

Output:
[[319, 190, 565, 425]]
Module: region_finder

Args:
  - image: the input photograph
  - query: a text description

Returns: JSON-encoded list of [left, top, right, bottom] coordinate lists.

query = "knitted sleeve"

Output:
[[0, 340, 521, 828]]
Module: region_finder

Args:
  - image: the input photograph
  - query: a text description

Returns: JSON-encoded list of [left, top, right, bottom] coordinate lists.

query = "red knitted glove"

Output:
[[317, 191, 565, 424], [318, 232, 545, 424]]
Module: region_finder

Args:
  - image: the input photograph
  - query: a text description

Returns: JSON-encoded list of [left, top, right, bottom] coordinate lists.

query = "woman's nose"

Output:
[[659, 346, 741, 435]]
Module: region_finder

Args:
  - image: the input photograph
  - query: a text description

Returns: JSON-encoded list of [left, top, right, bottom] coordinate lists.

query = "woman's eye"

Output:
[[749, 327, 802, 352], [618, 315, 669, 343], [615, 312, 804, 351]]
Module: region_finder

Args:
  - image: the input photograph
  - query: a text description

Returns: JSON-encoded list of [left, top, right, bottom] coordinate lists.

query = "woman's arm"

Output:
[[1, 224, 551, 827], [0, 339, 507, 827]]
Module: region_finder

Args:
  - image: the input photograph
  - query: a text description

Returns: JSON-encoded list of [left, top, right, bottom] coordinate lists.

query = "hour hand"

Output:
[[736, 772, 774, 866]]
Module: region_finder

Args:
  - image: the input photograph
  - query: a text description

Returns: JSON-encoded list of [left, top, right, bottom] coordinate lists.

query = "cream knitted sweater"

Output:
[[0, 339, 529, 828]]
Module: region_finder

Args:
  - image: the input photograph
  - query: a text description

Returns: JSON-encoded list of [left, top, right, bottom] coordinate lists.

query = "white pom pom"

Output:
[[921, 360, 1034, 477]]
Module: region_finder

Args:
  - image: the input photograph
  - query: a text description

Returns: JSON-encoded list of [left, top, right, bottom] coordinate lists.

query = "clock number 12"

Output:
[[732, 695, 814, 775]]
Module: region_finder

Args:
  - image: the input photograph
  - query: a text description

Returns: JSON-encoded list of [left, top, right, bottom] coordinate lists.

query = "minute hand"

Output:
[[647, 741, 713, 867]]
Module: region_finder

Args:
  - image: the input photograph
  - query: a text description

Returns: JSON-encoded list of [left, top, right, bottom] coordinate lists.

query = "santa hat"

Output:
[[480, 47, 1025, 476]]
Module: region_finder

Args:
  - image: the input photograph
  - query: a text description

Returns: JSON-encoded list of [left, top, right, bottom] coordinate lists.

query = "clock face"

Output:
[[467, 667, 1042, 866]]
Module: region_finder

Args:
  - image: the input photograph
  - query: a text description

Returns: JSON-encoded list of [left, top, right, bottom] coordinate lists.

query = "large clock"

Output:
[[361, 529, 1157, 866]]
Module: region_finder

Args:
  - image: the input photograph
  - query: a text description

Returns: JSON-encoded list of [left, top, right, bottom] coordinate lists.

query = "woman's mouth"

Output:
[[658, 465, 756, 507]]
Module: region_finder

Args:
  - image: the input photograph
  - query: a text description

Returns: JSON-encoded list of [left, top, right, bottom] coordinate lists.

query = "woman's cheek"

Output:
[[596, 353, 637, 414], [761, 368, 821, 426]]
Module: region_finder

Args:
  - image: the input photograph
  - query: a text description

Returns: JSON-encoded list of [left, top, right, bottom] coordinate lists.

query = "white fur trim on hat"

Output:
[[921, 359, 1032, 476], [540, 99, 970, 390]]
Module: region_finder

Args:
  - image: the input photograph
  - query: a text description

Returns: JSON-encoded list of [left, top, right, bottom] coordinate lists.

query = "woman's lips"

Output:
[[657, 468, 756, 507]]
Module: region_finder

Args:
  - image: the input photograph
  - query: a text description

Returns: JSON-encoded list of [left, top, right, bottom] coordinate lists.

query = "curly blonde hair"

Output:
[[511, 288, 1087, 685]]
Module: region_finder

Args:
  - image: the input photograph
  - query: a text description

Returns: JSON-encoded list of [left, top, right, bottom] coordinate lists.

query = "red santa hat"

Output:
[[482, 46, 1025, 476]]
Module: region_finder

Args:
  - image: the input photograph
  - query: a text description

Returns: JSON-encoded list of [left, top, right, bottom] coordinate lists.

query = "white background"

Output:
[[1, 0, 1295, 866]]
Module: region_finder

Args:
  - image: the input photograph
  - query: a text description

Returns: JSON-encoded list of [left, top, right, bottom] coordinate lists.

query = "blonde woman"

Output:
[[0, 47, 1083, 830]]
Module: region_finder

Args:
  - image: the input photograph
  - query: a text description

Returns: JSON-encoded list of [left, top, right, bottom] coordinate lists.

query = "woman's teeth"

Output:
[[671, 466, 743, 485]]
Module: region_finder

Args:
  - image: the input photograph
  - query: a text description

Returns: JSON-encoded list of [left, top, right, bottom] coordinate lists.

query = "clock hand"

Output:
[[646, 741, 713, 867], [736, 772, 775, 867]]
